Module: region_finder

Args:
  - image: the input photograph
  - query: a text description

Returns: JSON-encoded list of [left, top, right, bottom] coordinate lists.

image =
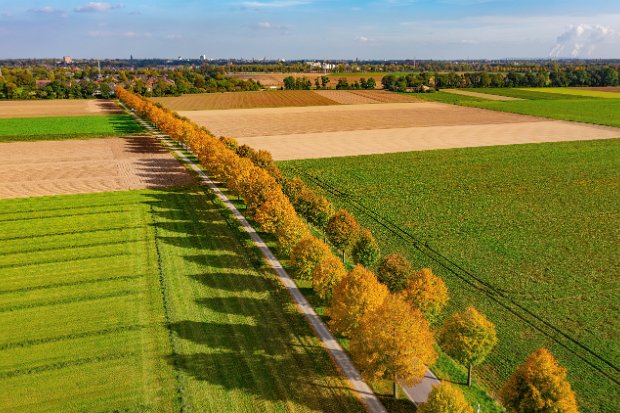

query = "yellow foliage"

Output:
[[312, 255, 347, 301], [290, 236, 331, 280], [418, 383, 474, 413], [401, 268, 448, 322], [500, 348, 579, 413], [328, 265, 389, 337], [349, 294, 437, 386]]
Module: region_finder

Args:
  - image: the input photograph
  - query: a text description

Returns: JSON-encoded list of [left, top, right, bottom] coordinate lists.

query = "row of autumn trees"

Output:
[[115, 86, 580, 413]]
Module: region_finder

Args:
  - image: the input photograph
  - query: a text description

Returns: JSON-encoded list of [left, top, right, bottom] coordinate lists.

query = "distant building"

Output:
[[63, 56, 72, 64], [200, 54, 208, 61]]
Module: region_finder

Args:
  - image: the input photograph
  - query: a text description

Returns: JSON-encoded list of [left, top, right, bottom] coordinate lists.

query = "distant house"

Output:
[[36, 80, 52, 88], [63, 56, 72, 64]]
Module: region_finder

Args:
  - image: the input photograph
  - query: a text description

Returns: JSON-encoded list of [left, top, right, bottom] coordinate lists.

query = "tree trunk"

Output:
[[342, 250, 346, 263], [393, 375, 398, 399], [468, 365, 472, 387]]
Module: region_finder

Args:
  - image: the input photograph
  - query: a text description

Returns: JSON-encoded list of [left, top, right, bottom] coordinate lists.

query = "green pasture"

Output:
[[280, 139, 620, 413], [520, 87, 620, 99], [0, 114, 144, 142], [463, 88, 593, 100], [0, 187, 364, 412]]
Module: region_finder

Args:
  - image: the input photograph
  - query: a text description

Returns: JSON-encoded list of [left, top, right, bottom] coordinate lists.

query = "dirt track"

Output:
[[0, 100, 122, 118], [180, 102, 540, 137], [441, 89, 523, 101], [0, 136, 194, 199]]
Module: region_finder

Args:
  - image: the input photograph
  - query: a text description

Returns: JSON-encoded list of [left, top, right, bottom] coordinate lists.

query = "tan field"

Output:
[[441, 89, 524, 101], [315, 90, 419, 104], [179, 102, 540, 137], [178, 102, 620, 160], [0, 99, 122, 118], [0, 136, 194, 199]]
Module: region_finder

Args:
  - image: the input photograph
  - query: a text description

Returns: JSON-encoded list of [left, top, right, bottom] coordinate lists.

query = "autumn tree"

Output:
[[312, 255, 346, 301], [290, 236, 330, 280], [401, 268, 448, 322], [328, 265, 388, 337], [500, 348, 578, 413], [352, 229, 381, 268], [438, 306, 497, 386], [417, 383, 474, 413], [349, 294, 437, 398], [377, 253, 413, 292], [326, 210, 360, 261]]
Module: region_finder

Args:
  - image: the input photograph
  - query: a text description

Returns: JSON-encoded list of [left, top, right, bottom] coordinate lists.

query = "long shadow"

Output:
[[144, 187, 366, 411], [107, 115, 146, 135]]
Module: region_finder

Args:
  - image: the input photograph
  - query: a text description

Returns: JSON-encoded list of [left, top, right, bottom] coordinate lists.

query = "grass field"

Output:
[[462, 88, 593, 100], [280, 139, 620, 413], [420, 90, 620, 128], [520, 87, 620, 99], [0, 114, 144, 142], [0, 187, 365, 412]]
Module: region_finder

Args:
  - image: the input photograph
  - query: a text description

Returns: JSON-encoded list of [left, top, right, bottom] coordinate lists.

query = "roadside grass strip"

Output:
[[0, 114, 144, 142]]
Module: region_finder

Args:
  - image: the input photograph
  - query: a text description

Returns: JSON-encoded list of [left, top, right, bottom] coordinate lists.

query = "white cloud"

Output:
[[355, 35, 371, 43], [253, 21, 290, 34], [88, 30, 152, 38], [550, 24, 620, 58], [75, 2, 124, 13]]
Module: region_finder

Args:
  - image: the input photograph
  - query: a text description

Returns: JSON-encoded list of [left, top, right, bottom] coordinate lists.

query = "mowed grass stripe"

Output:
[[0, 114, 144, 142], [0, 190, 176, 413], [281, 139, 620, 413], [151, 187, 365, 412]]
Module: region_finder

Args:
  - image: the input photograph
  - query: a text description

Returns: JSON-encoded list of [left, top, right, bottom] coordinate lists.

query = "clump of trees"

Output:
[[418, 383, 474, 413]]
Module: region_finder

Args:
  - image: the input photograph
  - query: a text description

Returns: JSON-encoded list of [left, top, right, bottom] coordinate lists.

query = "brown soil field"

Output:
[[572, 87, 620, 93], [152, 90, 339, 110], [0, 99, 122, 118], [237, 122, 620, 160], [314, 90, 419, 104], [179, 102, 541, 138], [442, 89, 524, 101], [0, 136, 194, 199]]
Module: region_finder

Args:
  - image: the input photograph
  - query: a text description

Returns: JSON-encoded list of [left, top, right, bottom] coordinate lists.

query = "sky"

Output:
[[0, 0, 619, 60]]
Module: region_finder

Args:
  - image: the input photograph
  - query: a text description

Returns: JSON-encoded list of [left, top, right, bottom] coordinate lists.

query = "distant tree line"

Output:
[[382, 65, 619, 91]]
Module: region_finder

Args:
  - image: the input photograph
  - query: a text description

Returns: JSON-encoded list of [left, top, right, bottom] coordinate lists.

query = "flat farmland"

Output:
[[574, 86, 620, 93], [226, 72, 385, 88], [151, 90, 339, 110], [315, 90, 419, 104], [179, 102, 620, 160], [0, 99, 121, 118], [441, 89, 523, 101], [0, 136, 194, 199], [0, 186, 366, 412], [280, 139, 620, 413]]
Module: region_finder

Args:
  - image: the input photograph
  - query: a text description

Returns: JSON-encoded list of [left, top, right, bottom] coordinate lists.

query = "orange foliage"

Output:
[[500, 348, 579, 413], [312, 255, 347, 301], [115, 86, 307, 253], [290, 236, 331, 280], [401, 268, 448, 322], [418, 383, 474, 413], [349, 294, 437, 386], [328, 265, 389, 337]]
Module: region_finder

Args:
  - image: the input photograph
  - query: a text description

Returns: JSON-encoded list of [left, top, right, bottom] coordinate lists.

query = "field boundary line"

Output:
[[122, 105, 387, 413]]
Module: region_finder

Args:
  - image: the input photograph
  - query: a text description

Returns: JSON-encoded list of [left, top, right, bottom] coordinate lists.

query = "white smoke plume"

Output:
[[550, 24, 619, 58]]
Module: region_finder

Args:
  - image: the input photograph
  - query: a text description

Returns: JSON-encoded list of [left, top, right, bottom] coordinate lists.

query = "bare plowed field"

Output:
[[314, 90, 419, 104], [0, 100, 121, 118], [0, 136, 193, 198], [179, 102, 541, 137], [152, 90, 339, 110], [442, 89, 523, 101], [237, 122, 620, 160]]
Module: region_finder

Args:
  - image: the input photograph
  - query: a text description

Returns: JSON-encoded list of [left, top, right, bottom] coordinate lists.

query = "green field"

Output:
[[520, 87, 620, 99], [280, 139, 620, 413], [0, 114, 144, 142], [464, 88, 593, 100], [420, 89, 620, 128], [0, 187, 364, 412]]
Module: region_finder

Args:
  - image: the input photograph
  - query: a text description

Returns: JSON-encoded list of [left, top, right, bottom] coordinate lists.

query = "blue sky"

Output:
[[0, 0, 618, 59]]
